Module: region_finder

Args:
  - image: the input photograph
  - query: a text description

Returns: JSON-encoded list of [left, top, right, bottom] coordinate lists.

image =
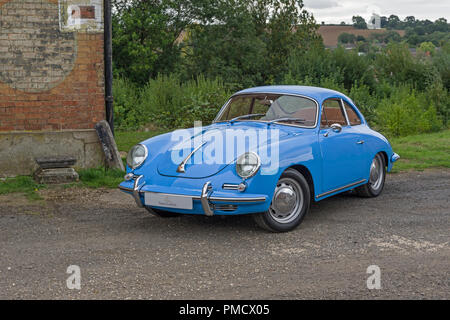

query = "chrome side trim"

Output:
[[132, 175, 145, 207], [209, 196, 266, 203], [177, 141, 206, 173], [316, 179, 366, 198], [201, 181, 214, 216]]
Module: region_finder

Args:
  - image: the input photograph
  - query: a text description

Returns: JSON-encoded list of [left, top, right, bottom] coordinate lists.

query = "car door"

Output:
[[318, 98, 365, 193]]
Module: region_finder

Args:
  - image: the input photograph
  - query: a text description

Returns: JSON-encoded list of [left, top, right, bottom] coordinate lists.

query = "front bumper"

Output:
[[119, 175, 268, 216]]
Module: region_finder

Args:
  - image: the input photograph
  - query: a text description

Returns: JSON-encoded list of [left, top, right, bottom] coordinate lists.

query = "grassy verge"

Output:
[[0, 176, 45, 200], [115, 130, 168, 153], [77, 168, 125, 188], [389, 129, 450, 172]]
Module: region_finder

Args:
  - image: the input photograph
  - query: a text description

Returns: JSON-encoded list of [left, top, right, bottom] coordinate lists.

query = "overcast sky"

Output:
[[303, 0, 450, 24]]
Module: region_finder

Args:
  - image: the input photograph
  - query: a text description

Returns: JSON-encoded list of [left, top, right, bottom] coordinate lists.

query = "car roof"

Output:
[[234, 85, 351, 105]]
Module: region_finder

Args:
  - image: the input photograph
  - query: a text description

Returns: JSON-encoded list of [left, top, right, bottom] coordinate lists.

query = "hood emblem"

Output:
[[177, 141, 206, 173]]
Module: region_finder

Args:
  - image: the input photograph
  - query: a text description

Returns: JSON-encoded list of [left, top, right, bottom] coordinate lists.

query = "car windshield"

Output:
[[216, 94, 317, 127]]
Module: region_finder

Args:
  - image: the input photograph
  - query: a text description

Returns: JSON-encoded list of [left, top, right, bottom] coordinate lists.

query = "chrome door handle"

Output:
[[356, 140, 364, 144]]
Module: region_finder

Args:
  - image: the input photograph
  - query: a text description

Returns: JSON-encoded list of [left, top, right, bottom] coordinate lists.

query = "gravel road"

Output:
[[0, 170, 449, 299]]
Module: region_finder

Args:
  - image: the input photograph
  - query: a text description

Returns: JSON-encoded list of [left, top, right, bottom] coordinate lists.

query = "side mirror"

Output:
[[330, 123, 342, 133]]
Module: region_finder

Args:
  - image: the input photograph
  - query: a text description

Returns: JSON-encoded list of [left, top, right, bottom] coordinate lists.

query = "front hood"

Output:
[[155, 122, 292, 178]]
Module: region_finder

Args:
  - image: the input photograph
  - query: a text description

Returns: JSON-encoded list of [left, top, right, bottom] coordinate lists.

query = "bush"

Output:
[[375, 85, 443, 136], [116, 74, 230, 130], [113, 77, 141, 130]]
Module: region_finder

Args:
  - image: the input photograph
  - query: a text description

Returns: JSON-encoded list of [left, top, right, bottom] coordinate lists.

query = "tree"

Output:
[[404, 16, 416, 28], [380, 16, 388, 28], [387, 15, 401, 29], [352, 16, 367, 29], [112, 0, 208, 84], [338, 32, 356, 44], [418, 42, 436, 56], [185, 0, 321, 88]]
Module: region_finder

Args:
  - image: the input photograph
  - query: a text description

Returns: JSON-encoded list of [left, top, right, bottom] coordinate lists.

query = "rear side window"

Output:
[[343, 101, 362, 126], [320, 99, 347, 128]]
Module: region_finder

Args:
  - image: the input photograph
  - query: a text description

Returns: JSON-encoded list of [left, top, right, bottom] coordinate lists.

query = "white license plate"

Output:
[[144, 192, 193, 210]]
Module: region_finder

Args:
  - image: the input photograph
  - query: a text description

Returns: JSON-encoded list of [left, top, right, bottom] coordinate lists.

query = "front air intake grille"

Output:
[[214, 204, 238, 212]]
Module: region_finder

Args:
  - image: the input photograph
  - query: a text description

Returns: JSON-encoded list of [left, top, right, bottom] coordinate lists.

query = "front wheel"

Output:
[[253, 169, 310, 232], [355, 153, 386, 197]]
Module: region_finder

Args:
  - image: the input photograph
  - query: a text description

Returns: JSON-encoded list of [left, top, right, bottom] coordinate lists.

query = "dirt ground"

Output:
[[0, 169, 449, 299]]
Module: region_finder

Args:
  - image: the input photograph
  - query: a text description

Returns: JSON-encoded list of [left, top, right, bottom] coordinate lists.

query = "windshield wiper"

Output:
[[268, 117, 306, 124], [229, 113, 266, 123]]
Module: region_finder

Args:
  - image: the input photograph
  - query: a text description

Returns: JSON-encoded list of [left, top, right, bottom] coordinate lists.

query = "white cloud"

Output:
[[303, 0, 339, 9], [303, 0, 449, 24]]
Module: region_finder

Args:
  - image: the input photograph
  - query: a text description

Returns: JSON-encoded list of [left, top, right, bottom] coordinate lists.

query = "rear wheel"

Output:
[[355, 153, 386, 197], [253, 169, 310, 232], [145, 207, 181, 218]]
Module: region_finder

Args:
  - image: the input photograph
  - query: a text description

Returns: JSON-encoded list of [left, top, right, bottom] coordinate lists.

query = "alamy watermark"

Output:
[[169, 121, 281, 175], [66, 265, 81, 290], [366, 265, 381, 290]]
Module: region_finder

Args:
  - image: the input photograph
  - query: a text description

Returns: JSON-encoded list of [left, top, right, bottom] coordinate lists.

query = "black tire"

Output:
[[355, 153, 386, 198], [145, 207, 181, 218], [252, 169, 310, 232]]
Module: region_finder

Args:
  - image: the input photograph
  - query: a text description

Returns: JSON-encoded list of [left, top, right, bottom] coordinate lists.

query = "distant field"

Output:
[[317, 25, 405, 47]]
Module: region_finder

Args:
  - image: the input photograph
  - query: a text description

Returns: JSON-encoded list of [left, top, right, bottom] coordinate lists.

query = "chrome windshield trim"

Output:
[[316, 179, 366, 198], [213, 92, 320, 129]]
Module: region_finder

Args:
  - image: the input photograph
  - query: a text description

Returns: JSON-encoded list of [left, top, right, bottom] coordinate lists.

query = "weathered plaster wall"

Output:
[[0, 129, 104, 177]]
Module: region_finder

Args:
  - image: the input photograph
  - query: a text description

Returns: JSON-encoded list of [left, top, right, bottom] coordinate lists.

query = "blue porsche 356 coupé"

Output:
[[119, 85, 399, 232]]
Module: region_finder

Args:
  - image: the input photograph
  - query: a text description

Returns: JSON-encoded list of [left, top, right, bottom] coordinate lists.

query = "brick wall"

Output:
[[0, 0, 105, 131]]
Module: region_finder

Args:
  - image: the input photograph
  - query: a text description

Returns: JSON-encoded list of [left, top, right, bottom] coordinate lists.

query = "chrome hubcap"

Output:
[[369, 155, 383, 190], [269, 178, 303, 223]]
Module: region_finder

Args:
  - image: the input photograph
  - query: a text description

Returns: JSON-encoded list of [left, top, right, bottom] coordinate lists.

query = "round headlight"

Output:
[[236, 152, 260, 179], [127, 144, 148, 169]]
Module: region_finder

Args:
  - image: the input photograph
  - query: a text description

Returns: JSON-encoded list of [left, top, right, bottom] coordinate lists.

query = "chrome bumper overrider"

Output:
[[118, 176, 266, 216], [391, 153, 400, 163]]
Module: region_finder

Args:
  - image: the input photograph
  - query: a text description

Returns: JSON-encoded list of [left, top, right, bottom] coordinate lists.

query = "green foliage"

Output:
[[113, 77, 141, 130], [184, 0, 321, 88], [338, 33, 356, 44], [375, 42, 440, 90], [375, 86, 443, 136], [352, 15, 367, 29], [116, 74, 230, 130], [111, 3, 449, 138], [112, 0, 205, 84]]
